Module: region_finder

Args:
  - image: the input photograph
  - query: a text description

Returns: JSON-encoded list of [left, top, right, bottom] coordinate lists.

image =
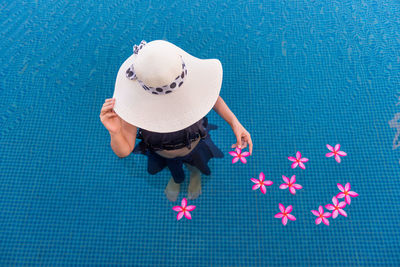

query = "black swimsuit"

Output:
[[135, 117, 209, 153], [132, 116, 224, 184]]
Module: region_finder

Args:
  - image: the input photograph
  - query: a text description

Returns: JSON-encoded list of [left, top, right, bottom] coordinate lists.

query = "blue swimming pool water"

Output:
[[1, 0, 400, 265]]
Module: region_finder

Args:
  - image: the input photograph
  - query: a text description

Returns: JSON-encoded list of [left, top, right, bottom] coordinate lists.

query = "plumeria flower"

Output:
[[336, 183, 358, 205], [325, 196, 347, 219], [311, 206, 332, 225], [250, 172, 273, 194], [274, 203, 296, 226], [229, 147, 250, 164], [279, 175, 303, 195], [326, 144, 347, 163], [172, 198, 196, 220], [288, 151, 309, 169]]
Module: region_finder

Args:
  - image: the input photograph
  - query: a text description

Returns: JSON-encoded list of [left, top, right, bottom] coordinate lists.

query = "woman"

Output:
[[99, 40, 253, 202]]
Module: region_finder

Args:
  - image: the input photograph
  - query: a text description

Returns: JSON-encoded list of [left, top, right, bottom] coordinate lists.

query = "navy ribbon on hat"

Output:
[[125, 40, 188, 95]]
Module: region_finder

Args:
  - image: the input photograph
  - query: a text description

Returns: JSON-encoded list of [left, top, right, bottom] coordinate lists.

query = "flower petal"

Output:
[[323, 212, 332, 218], [296, 151, 301, 159], [289, 187, 296, 195], [279, 184, 289, 189], [292, 184, 302, 189], [326, 144, 334, 151], [288, 157, 297, 162], [311, 210, 319, 217], [181, 198, 187, 208], [235, 147, 242, 154], [299, 162, 305, 169], [335, 154, 341, 163], [300, 158, 309, 163], [345, 195, 351, 205], [259, 172, 265, 181], [322, 217, 329, 226], [290, 175, 296, 184], [282, 175, 290, 184], [336, 192, 345, 199], [252, 184, 261, 190], [232, 157, 239, 164], [250, 178, 259, 184], [337, 183, 345, 192], [186, 205, 196, 211], [315, 218, 322, 225], [338, 209, 347, 217], [172, 206, 183, 212], [345, 182, 351, 191], [239, 157, 247, 164], [326, 152, 334, 157], [260, 185, 266, 194], [318, 206, 323, 214], [285, 205, 293, 213], [287, 214, 296, 221], [291, 162, 298, 169], [264, 181, 273, 186], [338, 202, 346, 209], [184, 211, 192, 220], [337, 151, 347, 156], [348, 191, 358, 197], [241, 151, 250, 157], [229, 151, 238, 157], [177, 211, 184, 220], [325, 204, 335, 210], [332, 210, 338, 219], [332, 196, 338, 206], [311, 210, 320, 217], [275, 213, 284, 218], [334, 144, 340, 151], [279, 203, 285, 213], [282, 216, 288, 226]]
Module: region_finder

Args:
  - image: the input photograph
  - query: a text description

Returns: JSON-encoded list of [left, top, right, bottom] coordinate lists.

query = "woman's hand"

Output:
[[99, 98, 122, 134], [231, 120, 253, 155]]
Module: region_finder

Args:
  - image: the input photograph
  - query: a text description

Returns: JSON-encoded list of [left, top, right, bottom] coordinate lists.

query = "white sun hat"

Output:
[[112, 39, 223, 133]]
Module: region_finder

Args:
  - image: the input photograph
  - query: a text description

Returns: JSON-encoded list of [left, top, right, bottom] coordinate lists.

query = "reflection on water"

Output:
[[389, 96, 400, 151]]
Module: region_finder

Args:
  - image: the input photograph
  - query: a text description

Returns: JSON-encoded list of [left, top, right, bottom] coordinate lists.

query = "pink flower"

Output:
[[279, 175, 303, 195], [288, 151, 309, 169], [172, 198, 196, 220], [274, 203, 296, 226], [250, 172, 273, 194], [325, 196, 347, 219], [229, 147, 250, 164], [326, 144, 347, 163], [311, 206, 332, 225], [336, 183, 359, 205]]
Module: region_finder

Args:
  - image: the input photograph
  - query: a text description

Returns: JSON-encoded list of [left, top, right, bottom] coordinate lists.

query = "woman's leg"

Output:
[[184, 163, 202, 200]]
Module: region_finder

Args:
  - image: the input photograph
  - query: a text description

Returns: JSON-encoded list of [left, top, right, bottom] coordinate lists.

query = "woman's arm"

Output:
[[212, 96, 240, 128], [110, 119, 137, 158], [212, 96, 253, 154]]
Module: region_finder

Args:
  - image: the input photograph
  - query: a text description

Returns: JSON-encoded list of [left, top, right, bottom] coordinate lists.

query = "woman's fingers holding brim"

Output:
[[103, 112, 117, 119], [101, 104, 114, 115]]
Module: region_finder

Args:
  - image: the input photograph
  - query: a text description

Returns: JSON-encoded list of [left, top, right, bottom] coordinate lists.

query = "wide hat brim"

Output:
[[113, 40, 223, 133]]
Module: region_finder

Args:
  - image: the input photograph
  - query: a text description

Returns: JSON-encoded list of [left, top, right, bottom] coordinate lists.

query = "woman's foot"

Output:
[[185, 164, 202, 200], [164, 177, 180, 202]]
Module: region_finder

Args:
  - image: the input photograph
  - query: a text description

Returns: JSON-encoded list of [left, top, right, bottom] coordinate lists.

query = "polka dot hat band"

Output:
[[125, 40, 188, 95]]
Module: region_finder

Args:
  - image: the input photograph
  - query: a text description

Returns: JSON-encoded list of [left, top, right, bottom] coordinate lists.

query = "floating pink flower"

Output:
[[288, 151, 309, 169], [250, 172, 273, 194], [229, 147, 250, 164], [279, 175, 303, 195], [336, 183, 358, 205], [172, 198, 196, 220], [326, 144, 347, 163], [274, 203, 296, 226], [311, 205, 332, 225], [325, 196, 347, 219]]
